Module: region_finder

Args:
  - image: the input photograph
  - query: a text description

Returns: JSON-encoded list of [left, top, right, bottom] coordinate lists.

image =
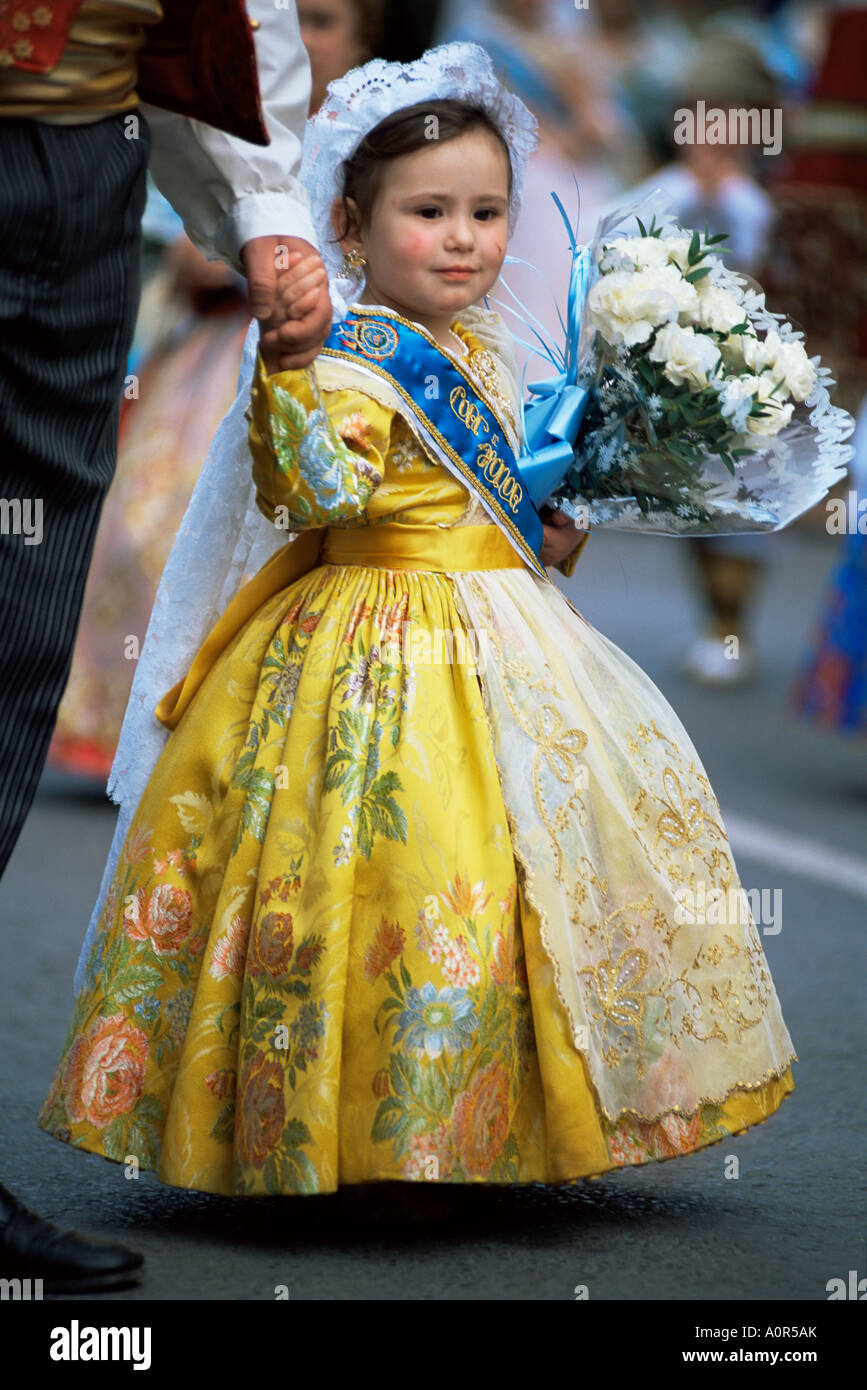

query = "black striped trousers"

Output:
[[0, 112, 150, 878]]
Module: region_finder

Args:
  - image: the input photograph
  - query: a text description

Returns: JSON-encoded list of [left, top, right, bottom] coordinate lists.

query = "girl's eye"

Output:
[[417, 207, 441, 219], [475, 209, 499, 221]]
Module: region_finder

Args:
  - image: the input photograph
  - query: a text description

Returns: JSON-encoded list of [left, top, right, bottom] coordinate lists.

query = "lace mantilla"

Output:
[[301, 42, 539, 320]]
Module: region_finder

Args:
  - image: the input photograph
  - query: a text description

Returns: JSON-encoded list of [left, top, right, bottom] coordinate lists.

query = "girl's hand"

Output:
[[258, 248, 333, 374], [539, 507, 586, 568]]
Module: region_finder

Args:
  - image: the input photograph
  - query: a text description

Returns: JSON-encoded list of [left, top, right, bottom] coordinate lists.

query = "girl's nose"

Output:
[[444, 217, 475, 249]]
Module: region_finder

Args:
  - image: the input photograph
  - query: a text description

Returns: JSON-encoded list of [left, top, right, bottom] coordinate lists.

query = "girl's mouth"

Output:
[[437, 268, 476, 280]]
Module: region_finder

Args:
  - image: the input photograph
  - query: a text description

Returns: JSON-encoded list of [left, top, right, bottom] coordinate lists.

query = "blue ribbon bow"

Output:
[[514, 200, 595, 508]]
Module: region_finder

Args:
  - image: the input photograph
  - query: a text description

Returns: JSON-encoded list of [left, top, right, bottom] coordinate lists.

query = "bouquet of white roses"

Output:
[[511, 192, 855, 535]]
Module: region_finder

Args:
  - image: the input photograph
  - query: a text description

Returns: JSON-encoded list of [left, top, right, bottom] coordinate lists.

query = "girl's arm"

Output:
[[247, 349, 392, 529]]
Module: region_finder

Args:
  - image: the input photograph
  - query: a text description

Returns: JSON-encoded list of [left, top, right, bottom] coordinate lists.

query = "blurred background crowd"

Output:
[[47, 0, 866, 782]]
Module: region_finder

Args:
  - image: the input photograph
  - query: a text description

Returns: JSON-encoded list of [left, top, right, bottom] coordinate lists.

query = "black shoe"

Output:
[[0, 1183, 143, 1294]]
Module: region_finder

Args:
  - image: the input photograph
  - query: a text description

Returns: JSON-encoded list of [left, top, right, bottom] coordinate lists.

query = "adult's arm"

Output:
[[141, 0, 317, 272]]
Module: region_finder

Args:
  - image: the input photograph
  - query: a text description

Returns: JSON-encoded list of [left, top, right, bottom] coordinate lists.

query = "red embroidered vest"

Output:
[[0, 0, 268, 144]]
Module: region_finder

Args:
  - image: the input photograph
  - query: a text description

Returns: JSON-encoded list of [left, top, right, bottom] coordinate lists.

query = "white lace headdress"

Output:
[[75, 42, 538, 991]]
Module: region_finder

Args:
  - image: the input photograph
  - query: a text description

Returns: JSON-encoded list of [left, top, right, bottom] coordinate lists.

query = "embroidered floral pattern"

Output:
[[364, 876, 534, 1182], [337, 410, 373, 452], [38, 329, 793, 1197]]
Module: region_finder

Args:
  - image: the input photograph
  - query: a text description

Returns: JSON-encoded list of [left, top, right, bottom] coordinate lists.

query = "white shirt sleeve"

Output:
[[141, 0, 317, 271]]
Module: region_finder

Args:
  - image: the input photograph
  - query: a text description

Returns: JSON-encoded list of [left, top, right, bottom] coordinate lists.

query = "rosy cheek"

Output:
[[400, 230, 436, 260]]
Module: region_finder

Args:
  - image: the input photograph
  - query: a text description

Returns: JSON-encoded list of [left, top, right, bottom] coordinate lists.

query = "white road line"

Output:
[[723, 812, 867, 900]]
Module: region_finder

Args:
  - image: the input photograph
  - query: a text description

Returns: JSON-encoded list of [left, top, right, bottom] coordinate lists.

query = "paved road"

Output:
[[1, 524, 865, 1301]]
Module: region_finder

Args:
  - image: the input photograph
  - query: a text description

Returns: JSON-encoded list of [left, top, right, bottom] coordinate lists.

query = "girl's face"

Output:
[[335, 128, 511, 340], [299, 0, 365, 114]]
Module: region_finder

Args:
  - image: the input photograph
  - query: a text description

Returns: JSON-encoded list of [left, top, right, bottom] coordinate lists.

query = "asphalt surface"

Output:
[[1, 523, 865, 1302]]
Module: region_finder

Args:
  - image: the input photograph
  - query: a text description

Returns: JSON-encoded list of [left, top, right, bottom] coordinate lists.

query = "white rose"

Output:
[[742, 329, 784, 375], [719, 327, 758, 368], [716, 373, 763, 432], [746, 371, 795, 435], [769, 337, 817, 403], [587, 266, 691, 348], [654, 263, 702, 320], [693, 282, 747, 334], [599, 235, 670, 272], [660, 233, 693, 272], [648, 322, 721, 389]]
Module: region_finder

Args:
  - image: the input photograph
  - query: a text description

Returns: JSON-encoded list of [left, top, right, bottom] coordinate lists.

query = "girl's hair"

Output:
[[334, 98, 513, 239]]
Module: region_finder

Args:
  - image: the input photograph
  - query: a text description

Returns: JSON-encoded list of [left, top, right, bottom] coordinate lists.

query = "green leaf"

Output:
[[684, 266, 712, 283], [285, 1147, 319, 1194], [234, 789, 272, 851], [372, 1097, 406, 1142], [102, 1116, 128, 1163], [389, 1054, 410, 1101], [230, 748, 257, 791], [216, 1001, 241, 1037], [153, 1036, 175, 1067], [255, 996, 285, 1020], [126, 1116, 158, 1167], [421, 1065, 449, 1115], [210, 1102, 236, 1143], [136, 1094, 164, 1125], [251, 1017, 276, 1044], [110, 964, 164, 1005], [390, 1052, 423, 1101], [283, 1116, 313, 1149], [263, 1152, 283, 1194], [687, 229, 701, 265]]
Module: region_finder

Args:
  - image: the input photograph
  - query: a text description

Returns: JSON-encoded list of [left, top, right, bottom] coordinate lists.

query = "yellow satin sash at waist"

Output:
[[320, 521, 528, 572], [154, 522, 532, 733]]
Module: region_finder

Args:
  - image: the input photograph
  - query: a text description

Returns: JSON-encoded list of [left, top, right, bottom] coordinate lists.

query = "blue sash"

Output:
[[320, 307, 548, 581]]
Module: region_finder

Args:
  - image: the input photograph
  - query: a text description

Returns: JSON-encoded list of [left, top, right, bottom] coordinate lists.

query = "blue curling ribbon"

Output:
[[516, 195, 595, 508]]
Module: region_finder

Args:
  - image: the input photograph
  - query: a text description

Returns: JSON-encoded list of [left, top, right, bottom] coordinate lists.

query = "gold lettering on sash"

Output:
[[449, 384, 490, 439], [476, 439, 523, 514]]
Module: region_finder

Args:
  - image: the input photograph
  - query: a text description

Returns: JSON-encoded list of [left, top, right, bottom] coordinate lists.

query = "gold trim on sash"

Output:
[[321, 305, 547, 581]]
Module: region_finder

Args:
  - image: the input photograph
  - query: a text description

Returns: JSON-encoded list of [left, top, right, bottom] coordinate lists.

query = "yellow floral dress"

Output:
[[38, 320, 796, 1196]]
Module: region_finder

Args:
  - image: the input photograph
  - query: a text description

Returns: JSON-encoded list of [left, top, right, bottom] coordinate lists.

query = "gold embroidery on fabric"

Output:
[[455, 575, 590, 1060], [388, 417, 427, 474], [463, 347, 518, 441], [456, 576, 797, 1123]]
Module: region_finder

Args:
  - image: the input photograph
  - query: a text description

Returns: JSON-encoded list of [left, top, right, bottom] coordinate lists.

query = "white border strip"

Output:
[[724, 811, 867, 900]]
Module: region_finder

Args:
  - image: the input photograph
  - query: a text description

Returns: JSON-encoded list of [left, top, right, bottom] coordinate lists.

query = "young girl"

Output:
[[39, 44, 795, 1199]]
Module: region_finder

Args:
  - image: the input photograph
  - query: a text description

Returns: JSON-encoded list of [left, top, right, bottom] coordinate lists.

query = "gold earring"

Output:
[[341, 248, 366, 277]]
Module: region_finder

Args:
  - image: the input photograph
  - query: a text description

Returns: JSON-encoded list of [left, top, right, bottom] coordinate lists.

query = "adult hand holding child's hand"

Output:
[[243, 237, 332, 374]]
